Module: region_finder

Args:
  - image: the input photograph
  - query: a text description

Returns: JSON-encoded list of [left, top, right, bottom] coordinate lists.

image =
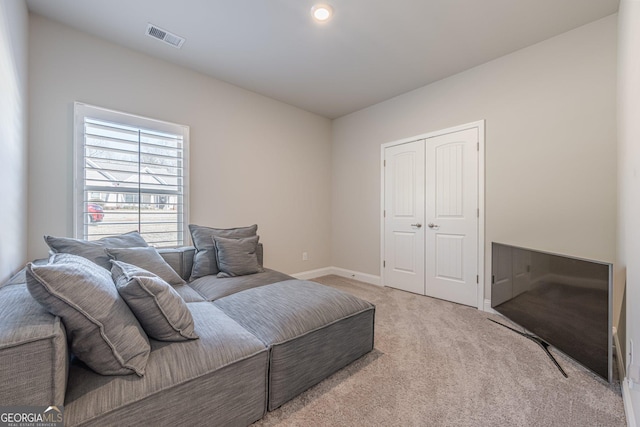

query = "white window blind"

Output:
[[74, 103, 189, 247]]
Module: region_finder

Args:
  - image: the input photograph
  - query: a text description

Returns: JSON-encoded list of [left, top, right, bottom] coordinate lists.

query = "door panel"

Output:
[[435, 234, 465, 281], [435, 143, 464, 218], [384, 140, 425, 295], [426, 128, 478, 306], [393, 232, 417, 272]]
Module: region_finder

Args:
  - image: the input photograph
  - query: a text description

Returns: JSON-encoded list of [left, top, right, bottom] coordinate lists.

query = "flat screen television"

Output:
[[491, 242, 612, 382]]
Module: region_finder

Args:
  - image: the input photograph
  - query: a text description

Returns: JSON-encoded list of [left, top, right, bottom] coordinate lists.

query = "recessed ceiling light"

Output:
[[311, 4, 333, 22]]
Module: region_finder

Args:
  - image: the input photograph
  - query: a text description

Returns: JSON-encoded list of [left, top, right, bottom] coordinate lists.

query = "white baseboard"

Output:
[[617, 326, 637, 427], [623, 378, 637, 427], [291, 267, 333, 281], [331, 267, 382, 286], [291, 266, 382, 287], [483, 299, 498, 314]]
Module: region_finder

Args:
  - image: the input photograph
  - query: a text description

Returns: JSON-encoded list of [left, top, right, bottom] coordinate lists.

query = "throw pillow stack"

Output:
[[25, 224, 265, 377], [26, 231, 198, 377], [188, 224, 264, 279], [26, 253, 151, 376]]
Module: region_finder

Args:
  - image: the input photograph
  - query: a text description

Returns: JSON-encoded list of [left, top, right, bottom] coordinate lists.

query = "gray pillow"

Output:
[[188, 224, 257, 280], [106, 247, 186, 286], [26, 253, 150, 376], [213, 235, 264, 278], [111, 261, 199, 342], [44, 231, 148, 270]]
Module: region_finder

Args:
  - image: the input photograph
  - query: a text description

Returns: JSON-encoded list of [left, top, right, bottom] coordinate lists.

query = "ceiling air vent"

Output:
[[146, 24, 185, 48]]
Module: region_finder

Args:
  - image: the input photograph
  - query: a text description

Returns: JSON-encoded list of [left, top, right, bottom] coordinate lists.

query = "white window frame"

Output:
[[73, 102, 190, 246]]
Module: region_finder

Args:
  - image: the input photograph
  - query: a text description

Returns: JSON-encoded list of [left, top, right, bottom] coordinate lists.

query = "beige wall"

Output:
[[0, 0, 29, 283], [25, 13, 619, 304], [332, 16, 617, 306], [28, 14, 332, 275], [618, 0, 640, 406]]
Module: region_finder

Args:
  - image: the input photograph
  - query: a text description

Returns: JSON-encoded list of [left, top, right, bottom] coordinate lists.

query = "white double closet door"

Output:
[[383, 127, 479, 307]]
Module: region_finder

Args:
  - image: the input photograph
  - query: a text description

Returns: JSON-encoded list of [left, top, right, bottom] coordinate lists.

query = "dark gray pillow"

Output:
[[213, 235, 264, 278], [106, 247, 186, 286], [111, 261, 199, 342], [188, 224, 257, 280], [26, 253, 150, 376], [44, 231, 148, 270]]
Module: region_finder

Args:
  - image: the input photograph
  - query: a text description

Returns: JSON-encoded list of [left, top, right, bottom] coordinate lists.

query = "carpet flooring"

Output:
[[254, 275, 626, 427]]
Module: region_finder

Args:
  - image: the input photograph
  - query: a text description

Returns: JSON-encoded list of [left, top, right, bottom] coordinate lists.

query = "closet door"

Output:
[[425, 128, 479, 306], [383, 140, 426, 295]]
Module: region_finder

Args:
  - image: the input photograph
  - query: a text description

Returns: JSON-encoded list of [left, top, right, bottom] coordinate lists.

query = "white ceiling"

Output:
[[26, 0, 618, 119]]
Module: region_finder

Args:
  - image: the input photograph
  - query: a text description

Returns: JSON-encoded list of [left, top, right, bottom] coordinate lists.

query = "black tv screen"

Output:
[[491, 242, 612, 381]]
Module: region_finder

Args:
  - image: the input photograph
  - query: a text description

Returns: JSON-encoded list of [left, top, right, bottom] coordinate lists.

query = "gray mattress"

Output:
[[188, 268, 293, 301], [64, 302, 269, 427], [213, 280, 376, 410]]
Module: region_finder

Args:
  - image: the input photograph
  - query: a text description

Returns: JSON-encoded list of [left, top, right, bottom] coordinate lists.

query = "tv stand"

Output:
[[488, 319, 568, 378]]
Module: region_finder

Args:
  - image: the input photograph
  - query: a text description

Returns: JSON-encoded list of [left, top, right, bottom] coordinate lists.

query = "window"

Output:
[[74, 103, 189, 247]]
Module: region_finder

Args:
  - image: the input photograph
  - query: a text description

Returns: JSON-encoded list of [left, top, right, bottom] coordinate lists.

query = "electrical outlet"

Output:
[[302, 252, 308, 261]]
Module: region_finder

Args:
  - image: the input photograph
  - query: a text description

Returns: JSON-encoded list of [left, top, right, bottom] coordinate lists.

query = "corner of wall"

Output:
[[0, 0, 29, 283]]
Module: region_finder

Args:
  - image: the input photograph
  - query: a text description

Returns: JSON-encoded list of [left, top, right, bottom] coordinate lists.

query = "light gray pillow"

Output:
[[188, 224, 257, 280], [110, 261, 199, 342], [213, 235, 264, 278], [106, 247, 186, 286], [44, 231, 148, 270], [26, 253, 150, 376]]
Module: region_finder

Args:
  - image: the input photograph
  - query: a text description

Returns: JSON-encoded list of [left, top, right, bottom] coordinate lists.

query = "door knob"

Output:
[[411, 223, 422, 228], [427, 223, 439, 229]]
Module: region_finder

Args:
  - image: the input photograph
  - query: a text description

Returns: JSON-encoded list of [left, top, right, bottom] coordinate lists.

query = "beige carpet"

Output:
[[254, 275, 626, 427]]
